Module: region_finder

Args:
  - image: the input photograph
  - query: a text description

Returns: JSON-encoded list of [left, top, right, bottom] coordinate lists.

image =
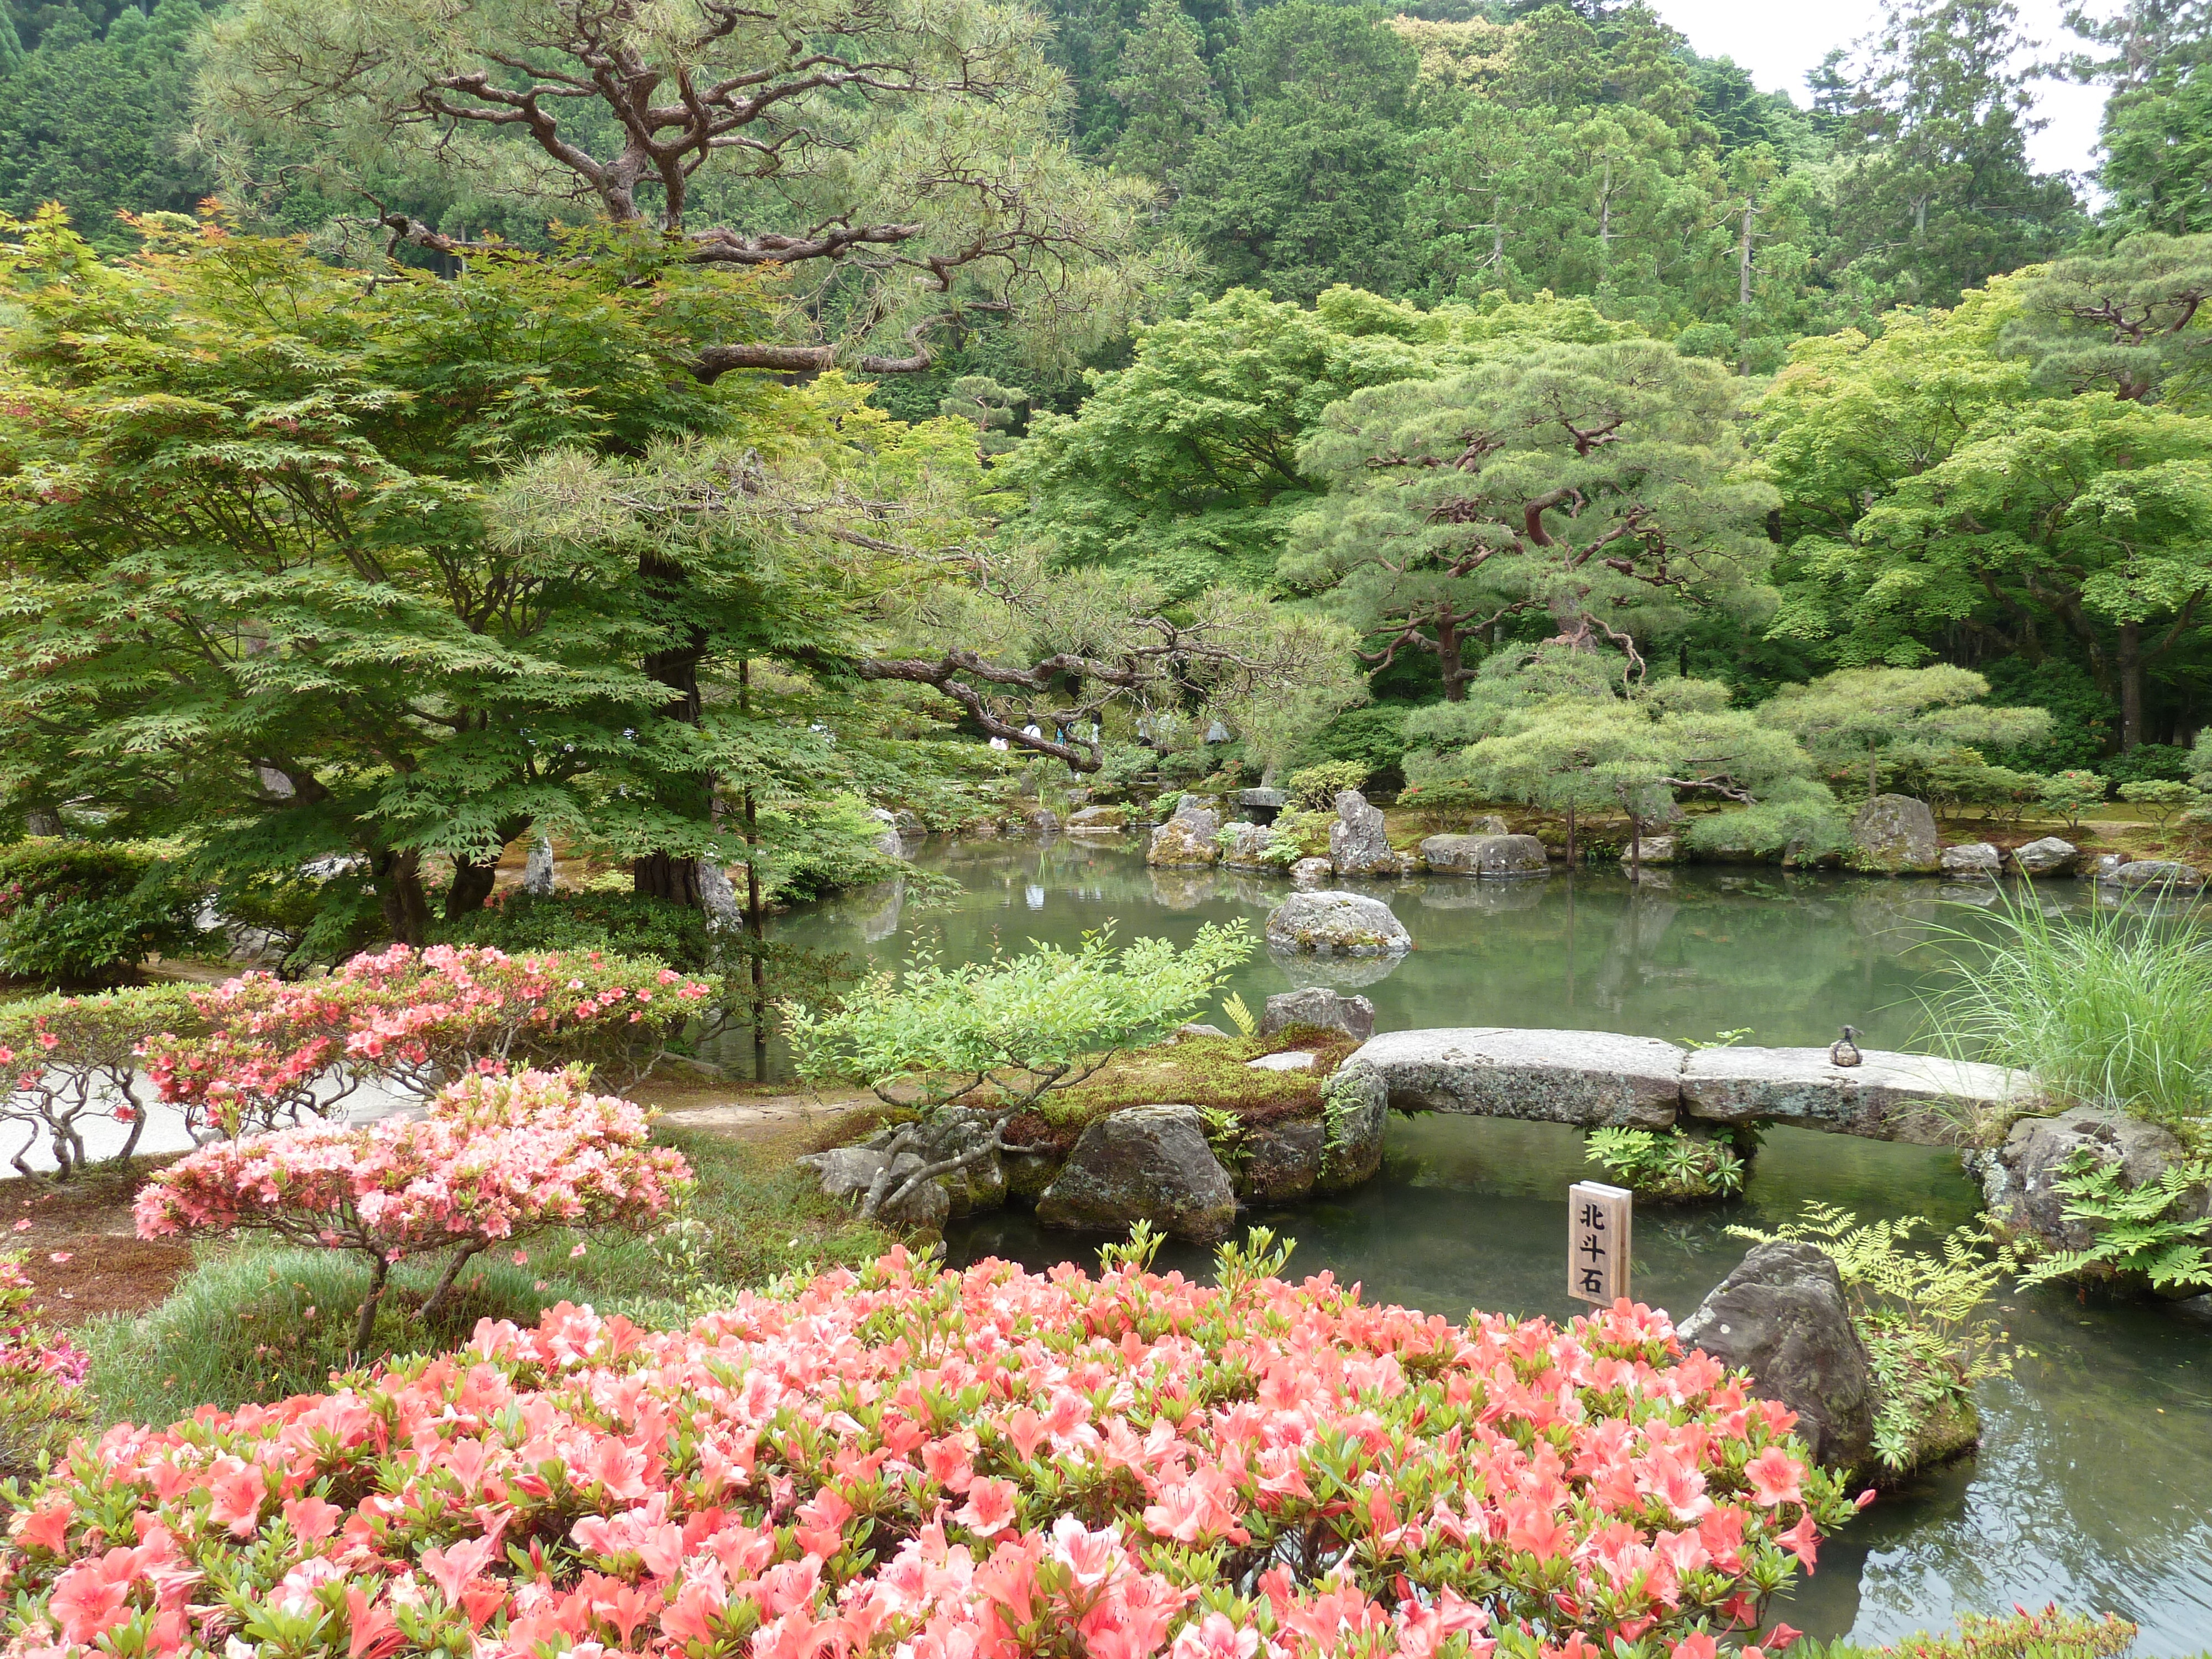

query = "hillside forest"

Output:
[[3, 0, 2212, 961]]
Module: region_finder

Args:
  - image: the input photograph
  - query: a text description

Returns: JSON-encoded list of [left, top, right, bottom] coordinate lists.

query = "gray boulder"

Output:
[[2108, 859, 2205, 892], [1940, 842, 2001, 879], [1232, 787, 1287, 812], [1147, 802, 1220, 867], [1245, 1051, 1316, 1072], [1472, 813, 1512, 836], [868, 806, 904, 858], [2081, 851, 2126, 881], [1264, 890, 1413, 957], [2013, 836, 2079, 876], [1219, 821, 1288, 870], [1421, 833, 1549, 878], [1259, 987, 1376, 1041], [1035, 1105, 1238, 1241], [1289, 856, 1333, 886], [1316, 1063, 1390, 1193], [1850, 794, 1942, 874], [1239, 1120, 1326, 1203], [1330, 790, 1412, 876], [796, 1145, 952, 1230], [1345, 1027, 1681, 1129], [1065, 805, 1127, 832], [1679, 1240, 1877, 1474], [1620, 836, 1678, 867], [524, 833, 557, 896], [1973, 1107, 2211, 1266]]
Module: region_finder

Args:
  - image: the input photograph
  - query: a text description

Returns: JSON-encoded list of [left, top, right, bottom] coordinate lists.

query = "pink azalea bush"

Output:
[[1, 1246, 1859, 1659], [140, 945, 716, 1138], [133, 1068, 693, 1358], [0, 1250, 89, 1480]]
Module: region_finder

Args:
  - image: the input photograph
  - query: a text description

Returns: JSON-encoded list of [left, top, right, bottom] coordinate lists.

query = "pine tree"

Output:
[[1107, 0, 1222, 195]]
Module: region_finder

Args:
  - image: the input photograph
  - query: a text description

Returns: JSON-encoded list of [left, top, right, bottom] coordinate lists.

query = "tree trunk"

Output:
[[633, 548, 710, 900], [635, 852, 706, 906], [419, 1241, 485, 1327], [2120, 620, 2145, 750], [1438, 614, 1465, 702], [744, 791, 768, 1073], [351, 1252, 390, 1363], [1565, 800, 1576, 867], [444, 859, 499, 920], [24, 807, 61, 838], [373, 849, 431, 946], [1629, 811, 1644, 880], [1736, 195, 1756, 376]]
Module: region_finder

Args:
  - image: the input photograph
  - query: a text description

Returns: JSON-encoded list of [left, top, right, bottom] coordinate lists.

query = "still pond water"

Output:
[[762, 834, 2212, 1652]]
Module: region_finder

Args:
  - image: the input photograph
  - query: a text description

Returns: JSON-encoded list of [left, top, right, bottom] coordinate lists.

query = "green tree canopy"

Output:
[[2002, 232, 2212, 405], [1765, 666, 2053, 799], [1286, 336, 1777, 700]]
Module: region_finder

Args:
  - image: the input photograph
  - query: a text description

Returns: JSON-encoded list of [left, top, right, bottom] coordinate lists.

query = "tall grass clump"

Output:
[[1924, 886, 2212, 1135]]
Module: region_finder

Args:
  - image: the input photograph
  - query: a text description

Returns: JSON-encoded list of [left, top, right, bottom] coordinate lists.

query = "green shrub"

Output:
[[2116, 778, 2198, 834], [1293, 705, 1410, 779], [1285, 760, 1370, 808], [0, 842, 205, 985], [437, 888, 717, 972], [1925, 887, 2212, 1133], [2038, 769, 2109, 830], [2104, 741, 2193, 787], [1793, 1605, 2138, 1659], [0, 984, 199, 1176], [1584, 1126, 1747, 1199]]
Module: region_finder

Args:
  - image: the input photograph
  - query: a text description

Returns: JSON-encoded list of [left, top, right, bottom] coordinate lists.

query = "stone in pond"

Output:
[[1245, 1051, 1316, 1072], [1239, 1119, 1325, 1203], [1850, 794, 1941, 873], [2109, 859, 2205, 891], [1329, 790, 1412, 876], [1259, 986, 1376, 1041], [1679, 1240, 1876, 1474], [2081, 852, 2125, 880], [1679, 1046, 2036, 1145], [1065, 805, 1126, 832], [1971, 1106, 2211, 1276], [1264, 890, 1412, 957], [2012, 835, 2078, 876], [1147, 802, 1219, 867], [1035, 1105, 1237, 1241], [1420, 833, 1549, 877], [1218, 821, 1288, 870], [1289, 856, 1332, 886], [1315, 1063, 1389, 1192], [797, 1146, 952, 1230], [1940, 842, 2001, 878], [1619, 836, 1677, 867]]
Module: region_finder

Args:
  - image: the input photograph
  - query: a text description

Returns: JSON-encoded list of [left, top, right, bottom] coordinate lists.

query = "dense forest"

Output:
[[3, 0, 2211, 953]]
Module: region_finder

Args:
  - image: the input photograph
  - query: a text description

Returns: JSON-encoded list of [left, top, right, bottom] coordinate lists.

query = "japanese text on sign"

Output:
[[1568, 1181, 1632, 1304]]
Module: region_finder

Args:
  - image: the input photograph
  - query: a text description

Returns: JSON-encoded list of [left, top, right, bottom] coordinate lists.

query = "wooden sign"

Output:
[[1568, 1181, 1632, 1305]]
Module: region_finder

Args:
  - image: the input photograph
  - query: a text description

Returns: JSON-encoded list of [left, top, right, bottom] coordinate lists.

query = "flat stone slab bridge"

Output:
[[1332, 1029, 2037, 1146]]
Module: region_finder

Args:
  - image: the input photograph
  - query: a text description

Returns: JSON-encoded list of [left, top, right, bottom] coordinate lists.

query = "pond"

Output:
[[761, 833, 2212, 1653]]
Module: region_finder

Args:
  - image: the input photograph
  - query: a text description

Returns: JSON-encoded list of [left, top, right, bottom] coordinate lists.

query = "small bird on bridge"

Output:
[[1829, 1025, 1863, 1068]]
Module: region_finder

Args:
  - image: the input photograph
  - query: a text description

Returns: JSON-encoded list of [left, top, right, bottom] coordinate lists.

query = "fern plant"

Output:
[[1731, 1204, 2023, 1473], [1585, 1127, 1747, 1199], [1196, 1104, 1249, 1173], [2014, 1150, 2212, 1294], [1220, 993, 1260, 1039]]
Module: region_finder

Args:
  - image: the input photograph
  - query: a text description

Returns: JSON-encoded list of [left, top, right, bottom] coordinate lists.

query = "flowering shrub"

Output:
[[3, 1244, 1858, 1659], [0, 986, 198, 1177], [0, 1250, 88, 1481], [141, 945, 716, 1138], [134, 1068, 693, 1358]]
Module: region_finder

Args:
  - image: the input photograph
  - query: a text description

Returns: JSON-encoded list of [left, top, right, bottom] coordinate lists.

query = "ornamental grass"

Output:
[[4, 1241, 1859, 1659]]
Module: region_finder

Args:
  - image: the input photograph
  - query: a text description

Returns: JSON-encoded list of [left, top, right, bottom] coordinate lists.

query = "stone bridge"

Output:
[[1328, 1028, 2037, 1147]]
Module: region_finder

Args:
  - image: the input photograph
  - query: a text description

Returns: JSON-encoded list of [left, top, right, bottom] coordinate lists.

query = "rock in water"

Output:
[[1618, 836, 1678, 867], [2109, 859, 2205, 892], [795, 1146, 952, 1230], [1971, 1107, 2211, 1275], [1264, 890, 1413, 957], [868, 807, 904, 858], [1939, 842, 2001, 878], [1035, 1105, 1237, 1241], [1849, 794, 1942, 874], [2080, 852, 2126, 881], [2012, 835, 2079, 877], [1147, 801, 1220, 867], [1218, 821, 1286, 870], [1259, 987, 1376, 1041], [1065, 805, 1127, 832], [1420, 833, 1550, 877], [1239, 1120, 1326, 1203], [1679, 1240, 1877, 1474], [1289, 857, 1333, 886], [1330, 790, 1412, 875]]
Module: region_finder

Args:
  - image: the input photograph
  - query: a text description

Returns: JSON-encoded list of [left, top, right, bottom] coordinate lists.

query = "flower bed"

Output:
[[3, 1248, 1856, 1659], [141, 945, 715, 1137]]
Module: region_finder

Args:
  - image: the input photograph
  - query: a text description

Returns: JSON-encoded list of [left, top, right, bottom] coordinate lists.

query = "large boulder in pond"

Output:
[[1850, 794, 1941, 874], [1265, 890, 1412, 957], [1940, 842, 2001, 879], [1147, 802, 1219, 867], [1421, 833, 1548, 878], [1330, 790, 1413, 876], [1239, 1119, 1326, 1203], [2107, 858, 2205, 893], [1679, 1240, 1877, 1474], [1259, 987, 1376, 1041], [1035, 1105, 1237, 1241], [2012, 835, 2078, 876], [1970, 1107, 2211, 1276]]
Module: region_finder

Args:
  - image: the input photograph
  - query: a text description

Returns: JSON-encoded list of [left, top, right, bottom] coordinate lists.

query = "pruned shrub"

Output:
[[141, 944, 717, 1138], [133, 1066, 692, 1358], [5, 1242, 1856, 1658], [0, 985, 199, 1177]]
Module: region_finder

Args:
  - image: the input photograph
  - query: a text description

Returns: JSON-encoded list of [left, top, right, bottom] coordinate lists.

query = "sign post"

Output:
[[1568, 1181, 1632, 1305]]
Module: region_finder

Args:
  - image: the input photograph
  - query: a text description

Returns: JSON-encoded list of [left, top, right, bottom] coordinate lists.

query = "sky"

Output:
[[1651, 0, 2114, 183]]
